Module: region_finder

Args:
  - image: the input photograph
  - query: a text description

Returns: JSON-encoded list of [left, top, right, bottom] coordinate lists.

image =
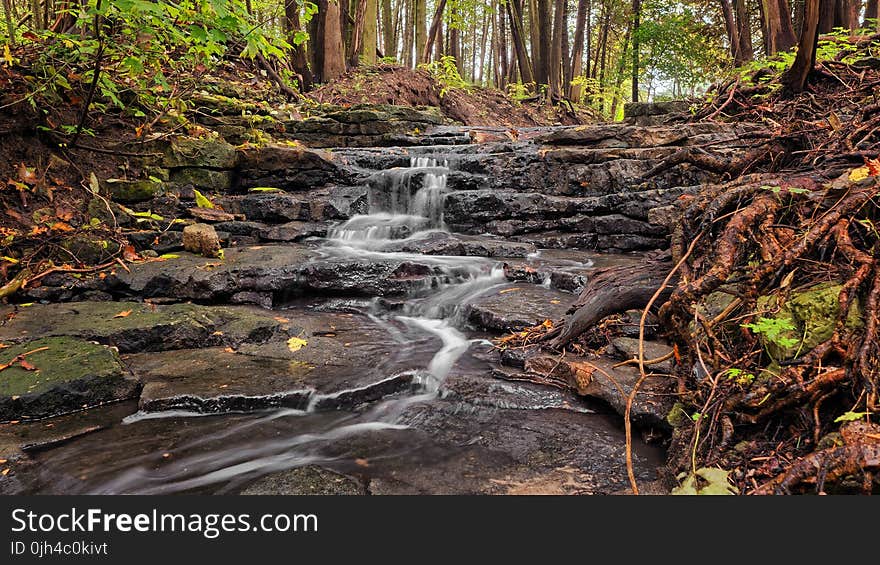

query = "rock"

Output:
[[0, 337, 140, 421], [129, 312, 419, 413], [163, 136, 238, 169], [647, 205, 681, 229], [169, 168, 233, 192], [380, 231, 536, 258], [239, 466, 365, 495], [236, 144, 344, 191], [212, 221, 268, 236], [299, 256, 447, 296], [102, 178, 163, 203], [259, 221, 327, 242], [88, 198, 132, 227], [224, 187, 368, 223], [126, 230, 183, 255], [230, 291, 273, 308], [62, 234, 112, 265], [182, 223, 221, 258], [464, 284, 575, 332], [107, 245, 312, 301], [609, 337, 675, 373], [188, 207, 236, 222], [0, 302, 288, 353]]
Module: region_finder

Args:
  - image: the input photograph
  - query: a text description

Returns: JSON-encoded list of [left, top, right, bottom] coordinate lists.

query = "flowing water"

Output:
[[5, 152, 664, 495]]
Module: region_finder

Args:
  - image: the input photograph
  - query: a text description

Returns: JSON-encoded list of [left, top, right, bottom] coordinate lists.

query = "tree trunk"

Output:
[[3, 0, 15, 45], [783, 0, 819, 93], [402, 0, 414, 66], [535, 0, 552, 87], [762, 0, 797, 55], [549, 0, 565, 100], [609, 24, 632, 118], [507, 0, 535, 85], [632, 0, 640, 103], [359, 0, 378, 64], [865, 0, 879, 27], [316, 0, 346, 82], [414, 0, 426, 65], [734, 0, 754, 61], [561, 0, 572, 96], [422, 0, 446, 63], [285, 0, 313, 90], [569, 0, 589, 100], [381, 0, 395, 57], [719, 0, 742, 63]]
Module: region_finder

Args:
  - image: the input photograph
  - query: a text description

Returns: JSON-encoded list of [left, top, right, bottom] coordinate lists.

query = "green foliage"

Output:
[[834, 411, 871, 423], [418, 55, 469, 97], [725, 368, 756, 386], [193, 189, 215, 209], [742, 316, 801, 351]]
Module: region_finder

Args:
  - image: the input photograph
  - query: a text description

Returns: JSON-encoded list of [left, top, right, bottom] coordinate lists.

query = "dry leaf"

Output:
[[211, 331, 224, 336], [18, 360, 37, 371], [223, 347, 236, 353], [499, 287, 521, 294], [354, 458, 370, 467], [273, 316, 290, 323], [122, 245, 140, 262], [1, 468, 9, 476], [113, 310, 133, 318]]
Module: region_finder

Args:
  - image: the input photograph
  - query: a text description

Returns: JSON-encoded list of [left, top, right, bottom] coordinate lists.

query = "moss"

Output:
[[103, 178, 163, 203], [756, 281, 863, 360], [168, 168, 233, 192], [0, 337, 123, 397], [666, 402, 691, 428], [163, 136, 238, 169]]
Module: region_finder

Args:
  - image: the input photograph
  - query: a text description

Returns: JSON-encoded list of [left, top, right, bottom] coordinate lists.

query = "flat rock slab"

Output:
[[239, 465, 365, 495], [109, 245, 313, 301], [0, 337, 140, 422], [128, 312, 430, 414], [464, 283, 575, 332], [0, 302, 288, 353], [380, 231, 536, 258]]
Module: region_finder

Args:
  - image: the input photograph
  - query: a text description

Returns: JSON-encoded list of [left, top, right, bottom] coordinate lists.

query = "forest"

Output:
[[0, 0, 878, 498]]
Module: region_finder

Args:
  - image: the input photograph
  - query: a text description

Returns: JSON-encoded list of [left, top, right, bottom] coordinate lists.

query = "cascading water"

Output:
[[326, 154, 505, 389]]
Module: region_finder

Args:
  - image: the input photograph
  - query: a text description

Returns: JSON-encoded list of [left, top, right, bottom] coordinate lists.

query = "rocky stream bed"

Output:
[[0, 104, 759, 494]]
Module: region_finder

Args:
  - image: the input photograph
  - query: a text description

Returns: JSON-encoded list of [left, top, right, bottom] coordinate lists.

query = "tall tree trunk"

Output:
[[359, 0, 378, 64], [316, 0, 346, 82], [718, 0, 742, 63], [570, 0, 589, 100], [478, 7, 489, 83], [784, 0, 819, 93], [508, 0, 535, 85], [402, 0, 414, 66], [535, 0, 552, 87], [449, 4, 461, 72], [561, 0, 572, 96], [632, 0, 640, 103], [422, 0, 447, 63], [381, 0, 395, 57], [414, 0, 426, 65], [285, 0, 313, 90], [610, 23, 632, 118], [762, 0, 797, 55], [3, 0, 15, 45], [733, 0, 754, 61], [549, 0, 565, 99]]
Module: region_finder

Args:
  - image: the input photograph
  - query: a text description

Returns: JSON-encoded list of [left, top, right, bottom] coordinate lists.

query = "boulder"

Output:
[[182, 223, 221, 258]]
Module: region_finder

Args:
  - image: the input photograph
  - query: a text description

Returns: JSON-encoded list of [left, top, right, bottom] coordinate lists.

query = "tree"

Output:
[[360, 0, 378, 64], [570, 0, 591, 100], [315, 0, 346, 82], [632, 0, 641, 102], [783, 0, 819, 93], [762, 0, 796, 55]]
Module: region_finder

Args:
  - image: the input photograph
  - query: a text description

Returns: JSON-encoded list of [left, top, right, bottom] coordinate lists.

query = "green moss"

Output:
[[755, 281, 863, 360], [0, 337, 123, 397], [103, 178, 163, 203], [666, 402, 691, 428], [168, 168, 233, 192]]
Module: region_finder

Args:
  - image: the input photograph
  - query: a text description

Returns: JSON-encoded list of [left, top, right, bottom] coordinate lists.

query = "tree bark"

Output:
[[422, 0, 446, 63], [570, 0, 589, 100], [549, 0, 565, 99], [3, 0, 15, 45], [507, 0, 535, 85], [733, 0, 754, 61], [316, 0, 346, 82], [783, 0, 819, 93], [381, 0, 395, 57], [285, 0, 313, 90], [718, 0, 742, 64], [359, 0, 378, 64], [414, 0, 426, 65], [762, 0, 797, 55], [632, 0, 640, 103], [865, 0, 879, 28], [535, 0, 552, 87]]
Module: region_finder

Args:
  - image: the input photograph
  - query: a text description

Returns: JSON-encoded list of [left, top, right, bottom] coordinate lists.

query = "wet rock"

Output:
[[182, 223, 222, 258], [236, 144, 344, 191], [163, 136, 238, 169], [0, 302, 288, 353], [299, 257, 443, 296], [130, 312, 420, 414], [0, 337, 140, 422], [230, 291, 273, 309], [102, 178, 163, 203], [609, 337, 675, 373], [169, 168, 233, 192], [464, 284, 575, 332], [212, 220, 268, 236], [380, 231, 536, 258], [187, 207, 237, 223], [126, 230, 184, 255], [88, 198, 133, 227], [259, 221, 327, 242], [224, 187, 368, 223], [107, 245, 312, 301], [239, 466, 365, 495], [62, 234, 113, 265]]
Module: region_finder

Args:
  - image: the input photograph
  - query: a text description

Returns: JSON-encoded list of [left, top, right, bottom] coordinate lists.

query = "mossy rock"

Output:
[[756, 281, 863, 360], [163, 136, 238, 169], [87, 198, 133, 227], [103, 178, 163, 203], [0, 337, 139, 421], [169, 168, 233, 192]]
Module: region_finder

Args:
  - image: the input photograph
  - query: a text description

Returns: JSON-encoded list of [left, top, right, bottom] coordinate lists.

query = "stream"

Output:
[[2, 150, 665, 495]]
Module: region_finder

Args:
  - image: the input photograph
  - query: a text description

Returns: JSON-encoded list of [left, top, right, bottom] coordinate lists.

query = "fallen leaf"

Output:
[[273, 316, 290, 323], [162, 453, 171, 459], [499, 287, 521, 294], [211, 331, 224, 336], [113, 310, 132, 318], [122, 245, 140, 262], [223, 347, 235, 353], [354, 458, 370, 467], [1, 468, 9, 476], [0, 459, 6, 464], [18, 360, 37, 371], [0, 344, 9, 349], [550, 299, 561, 304], [50, 221, 74, 232], [287, 336, 308, 352]]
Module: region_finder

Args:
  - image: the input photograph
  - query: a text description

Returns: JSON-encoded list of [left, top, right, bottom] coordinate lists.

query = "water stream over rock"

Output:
[[0, 139, 679, 495]]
